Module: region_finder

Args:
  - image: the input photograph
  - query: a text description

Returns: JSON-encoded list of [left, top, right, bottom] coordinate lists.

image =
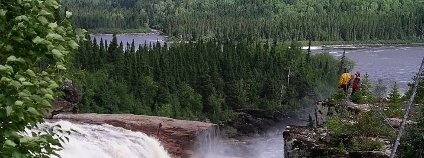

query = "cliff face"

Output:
[[52, 113, 216, 158]]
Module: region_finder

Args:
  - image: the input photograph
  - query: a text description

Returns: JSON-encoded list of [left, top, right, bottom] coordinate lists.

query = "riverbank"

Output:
[[86, 28, 152, 34], [298, 39, 424, 47]]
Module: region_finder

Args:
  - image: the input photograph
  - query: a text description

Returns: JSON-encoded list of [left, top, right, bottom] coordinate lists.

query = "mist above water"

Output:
[[192, 127, 284, 158]]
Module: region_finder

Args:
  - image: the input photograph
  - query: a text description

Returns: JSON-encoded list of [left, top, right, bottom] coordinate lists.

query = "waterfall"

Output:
[[193, 126, 285, 158], [40, 120, 170, 158]]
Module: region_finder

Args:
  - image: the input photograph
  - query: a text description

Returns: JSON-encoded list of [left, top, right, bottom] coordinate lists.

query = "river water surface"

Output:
[[310, 45, 424, 93]]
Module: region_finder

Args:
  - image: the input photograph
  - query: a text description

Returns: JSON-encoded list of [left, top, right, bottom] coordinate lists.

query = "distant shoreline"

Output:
[[302, 43, 424, 51], [90, 29, 162, 36], [85, 28, 424, 47], [299, 40, 424, 47]]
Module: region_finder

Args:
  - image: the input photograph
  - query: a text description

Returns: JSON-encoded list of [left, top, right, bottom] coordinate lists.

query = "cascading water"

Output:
[[39, 120, 170, 158], [193, 125, 286, 158]]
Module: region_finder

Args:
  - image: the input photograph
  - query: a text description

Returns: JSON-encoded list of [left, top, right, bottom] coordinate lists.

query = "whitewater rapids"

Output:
[[41, 120, 170, 158]]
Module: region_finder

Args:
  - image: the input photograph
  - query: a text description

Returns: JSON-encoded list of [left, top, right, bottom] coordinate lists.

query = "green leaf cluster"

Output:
[[0, 0, 78, 156]]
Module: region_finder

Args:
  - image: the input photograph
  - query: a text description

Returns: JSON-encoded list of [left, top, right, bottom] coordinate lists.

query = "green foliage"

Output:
[[221, 126, 238, 138], [360, 73, 374, 103], [62, 0, 424, 41], [331, 89, 347, 102], [70, 38, 341, 123], [0, 0, 80, 156], [388, 82, 402, 104], [351, 89, 364, 104], [399, 75, 424, 157], [384, 82, 403, 117], [350, 138, 384, 151], [352, 111, 395, 138], [373, 79, 387, 99], [324, 110, 393, 152], [324, 115, 345, 138], [399, 106, 424, 157]]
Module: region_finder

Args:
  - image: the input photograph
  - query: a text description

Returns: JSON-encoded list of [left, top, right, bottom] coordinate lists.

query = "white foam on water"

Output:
[[301, 46, 323, 50], [38, 120, 170, 158]]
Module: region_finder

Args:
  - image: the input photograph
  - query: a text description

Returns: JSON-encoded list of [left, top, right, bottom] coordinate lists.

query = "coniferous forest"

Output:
[[70, 36, 341, 122], [63, 0, 424, 41]]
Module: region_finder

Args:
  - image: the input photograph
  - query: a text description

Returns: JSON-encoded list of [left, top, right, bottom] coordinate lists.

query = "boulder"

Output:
[[52, 113, 216, 158], [346, 102, 371, 113], [48, 79, 81, 117], [385, 118, 417, 128]]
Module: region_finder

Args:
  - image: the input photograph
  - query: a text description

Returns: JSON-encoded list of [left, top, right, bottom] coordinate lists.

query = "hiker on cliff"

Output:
[[351, 71, 361, 95], [338, 68, 352, 92]]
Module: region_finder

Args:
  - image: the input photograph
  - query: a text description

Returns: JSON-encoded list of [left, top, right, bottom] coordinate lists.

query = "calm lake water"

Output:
[[90, 33, 166, 49]]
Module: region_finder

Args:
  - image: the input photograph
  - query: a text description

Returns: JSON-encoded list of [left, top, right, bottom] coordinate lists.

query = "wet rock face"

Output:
[[227, 109, 282, 136], [48, 79, 81, 117], [52, 113, 216, 158]]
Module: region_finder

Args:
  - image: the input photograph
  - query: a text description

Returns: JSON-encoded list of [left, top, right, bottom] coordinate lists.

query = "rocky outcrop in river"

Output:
[[52, 113, 216, 158]]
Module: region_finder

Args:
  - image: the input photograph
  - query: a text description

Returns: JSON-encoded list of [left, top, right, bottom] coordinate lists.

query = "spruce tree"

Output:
[[388, 82, 401, 104]]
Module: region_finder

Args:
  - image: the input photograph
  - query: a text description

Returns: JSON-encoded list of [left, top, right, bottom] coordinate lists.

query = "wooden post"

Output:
[[390, 57, 424, 158]]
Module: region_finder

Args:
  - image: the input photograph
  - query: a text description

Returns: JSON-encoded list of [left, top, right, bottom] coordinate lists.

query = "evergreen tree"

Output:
[[388, 82, 401, 104], [362, 73, 374, 103], [373, 79, 388, 99]]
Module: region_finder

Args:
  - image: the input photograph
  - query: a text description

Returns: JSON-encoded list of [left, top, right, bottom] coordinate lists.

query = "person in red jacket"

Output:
[[352, 71, 361, 95]]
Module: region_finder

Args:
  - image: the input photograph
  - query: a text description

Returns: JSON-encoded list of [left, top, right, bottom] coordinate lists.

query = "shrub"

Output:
[[353, 111, 395, 138], [373, 79, 387, 99], [351, 89, 364, 103], [331, 89, 347, 102], [324, 115, 344, 138], [221, 126, 238, 138], [350, 138, 384, 151]]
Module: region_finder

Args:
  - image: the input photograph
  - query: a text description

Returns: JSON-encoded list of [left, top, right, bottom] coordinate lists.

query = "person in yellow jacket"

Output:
[[338, 68, 352, 92]]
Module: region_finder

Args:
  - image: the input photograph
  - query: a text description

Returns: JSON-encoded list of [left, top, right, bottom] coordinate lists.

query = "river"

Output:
[[90, 33, 166, 49], [307, 45, 424, 93]]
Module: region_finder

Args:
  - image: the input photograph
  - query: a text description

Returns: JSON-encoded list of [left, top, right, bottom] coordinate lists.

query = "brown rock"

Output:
[[52, 113, 216, 158], [48, 79, 82, 118], [385, 118, 417, 128]]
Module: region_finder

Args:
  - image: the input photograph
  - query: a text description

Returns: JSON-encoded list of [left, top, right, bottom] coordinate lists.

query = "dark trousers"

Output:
[[339, 84, 348, 92]]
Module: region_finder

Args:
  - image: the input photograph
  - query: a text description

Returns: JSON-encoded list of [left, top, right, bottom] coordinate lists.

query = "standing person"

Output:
[[352, 71, 361, 95], [338, 68, 352, 92]]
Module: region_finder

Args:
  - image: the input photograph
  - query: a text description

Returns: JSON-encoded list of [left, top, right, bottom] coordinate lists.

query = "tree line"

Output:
[[62, 0, 424, 41], [70, 35, 341, 122]]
